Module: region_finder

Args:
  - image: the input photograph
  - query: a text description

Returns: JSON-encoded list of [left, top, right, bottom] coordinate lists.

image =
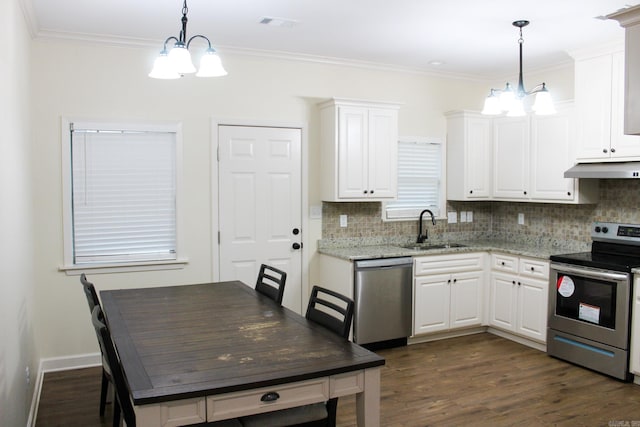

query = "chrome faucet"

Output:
[[417, 209, 436, 243]]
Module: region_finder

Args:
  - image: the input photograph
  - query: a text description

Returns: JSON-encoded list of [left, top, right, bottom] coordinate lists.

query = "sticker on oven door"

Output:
[[579, 302, 601, 324], [557, 276, 575, 298]]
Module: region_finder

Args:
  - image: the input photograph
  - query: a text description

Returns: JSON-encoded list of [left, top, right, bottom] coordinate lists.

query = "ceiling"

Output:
[[25, 0, 640, 79]]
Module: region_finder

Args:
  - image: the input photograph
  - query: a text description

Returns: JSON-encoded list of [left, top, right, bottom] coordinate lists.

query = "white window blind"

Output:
[[71, 127, 177, 264], [385, 138, 443, 220]]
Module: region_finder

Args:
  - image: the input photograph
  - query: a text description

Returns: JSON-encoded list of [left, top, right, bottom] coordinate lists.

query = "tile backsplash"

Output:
[[321, 179, 640, 247]]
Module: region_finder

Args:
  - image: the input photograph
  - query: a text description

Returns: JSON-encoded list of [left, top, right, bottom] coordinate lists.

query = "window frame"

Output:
[[60, 117, 187, 274], [382, 135, 446, 222]]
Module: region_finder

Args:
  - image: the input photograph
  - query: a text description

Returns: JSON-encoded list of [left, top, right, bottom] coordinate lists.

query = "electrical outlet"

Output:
[[447, 211, 457, 223], [518, 213, 525, 225], [25, 366, 30, 385], [467, 211, 473, 222], [460, 211, 467, 223], [339, 214, 348, 228]]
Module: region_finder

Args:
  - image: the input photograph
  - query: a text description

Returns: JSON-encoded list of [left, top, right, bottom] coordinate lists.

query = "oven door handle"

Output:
[[550, 262, 630, 282]]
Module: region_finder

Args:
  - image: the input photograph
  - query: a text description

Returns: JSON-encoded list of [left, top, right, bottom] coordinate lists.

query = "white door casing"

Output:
[[218, 125, 303, 313]]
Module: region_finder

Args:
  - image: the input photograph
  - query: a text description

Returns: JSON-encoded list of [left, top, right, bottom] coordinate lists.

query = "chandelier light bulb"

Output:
[[196, 49, 228, 77], [148, 49, 181, 79]]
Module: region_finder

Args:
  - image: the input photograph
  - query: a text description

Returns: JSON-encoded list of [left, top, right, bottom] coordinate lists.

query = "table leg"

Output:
[[356, 367, 381, 427]]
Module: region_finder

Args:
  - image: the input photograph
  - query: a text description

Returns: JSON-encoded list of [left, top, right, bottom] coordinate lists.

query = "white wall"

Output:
[[29, 39, 498, 362], [0, 0, 38, 425]]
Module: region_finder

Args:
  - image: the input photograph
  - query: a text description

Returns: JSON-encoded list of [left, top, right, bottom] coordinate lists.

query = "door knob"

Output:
[[292, 228, 300, 235], [292, 242, 302, 250]]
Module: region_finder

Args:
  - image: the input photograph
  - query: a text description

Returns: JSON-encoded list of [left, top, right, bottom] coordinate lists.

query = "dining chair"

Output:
[[240, 286, 355, 427], [255, 264, 287, 305], [91, 305, 136, 427], [80, 273, 113, 418]]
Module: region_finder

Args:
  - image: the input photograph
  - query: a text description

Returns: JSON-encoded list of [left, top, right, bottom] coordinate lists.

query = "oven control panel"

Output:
[[592, 222, 640, 244]]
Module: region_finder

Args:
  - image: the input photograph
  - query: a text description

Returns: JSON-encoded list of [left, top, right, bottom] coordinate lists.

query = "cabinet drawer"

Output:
[[414, 253, 484, 276], [519, 257, 549, 280], [207, 378, 329, 421], [491, 253, 519, 273]]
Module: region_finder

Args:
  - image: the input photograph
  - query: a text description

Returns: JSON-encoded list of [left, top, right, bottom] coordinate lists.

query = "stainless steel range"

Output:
[[547, 222, 640, 381]]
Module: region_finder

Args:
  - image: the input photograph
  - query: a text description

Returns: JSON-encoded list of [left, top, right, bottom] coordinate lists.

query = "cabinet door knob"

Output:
[[363, 190, 368, 194], [603, 148, 608, 153], [370, 190, 374, 194], [530, 267, 535, 271], [567, 192, 571, 196], [469, 190, 473, 194], [611, 148, 616, 153], [523, 191, 527, 195], [512, 280, 516, 285]]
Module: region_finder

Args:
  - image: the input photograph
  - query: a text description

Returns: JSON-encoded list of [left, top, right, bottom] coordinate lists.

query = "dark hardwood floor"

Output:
[[36, 333, 640, 427]]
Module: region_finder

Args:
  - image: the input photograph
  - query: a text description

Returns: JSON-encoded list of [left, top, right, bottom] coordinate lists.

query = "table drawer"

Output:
[[135, 397, 206, 427], [330, 370, 364, 397], [207, 378, 329, 421]]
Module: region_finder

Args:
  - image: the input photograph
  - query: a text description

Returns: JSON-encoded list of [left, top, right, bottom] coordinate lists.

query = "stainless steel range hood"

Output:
[[564, 162, 640, 179]]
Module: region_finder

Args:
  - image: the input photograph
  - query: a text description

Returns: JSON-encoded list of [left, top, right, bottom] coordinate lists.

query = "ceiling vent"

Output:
[[259, 16, 297, 28]]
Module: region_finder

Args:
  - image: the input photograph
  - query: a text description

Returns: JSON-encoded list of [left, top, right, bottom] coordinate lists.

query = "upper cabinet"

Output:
[[571, 46, 640, 161], [446, 107, 598, 204], [445, 111, 492, 200], [608, 5, 640, 135], [319, 98, 400, 201]]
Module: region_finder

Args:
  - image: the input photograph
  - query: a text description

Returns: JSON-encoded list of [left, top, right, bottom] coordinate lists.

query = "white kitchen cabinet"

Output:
[[413, 253, 485, 335], [446, 109, 597, 204], [607, 5, 640, 135], [530, 103, 599, 203], [445, 111, 492, 200], [489, 253, 549, 343], [572, 48, 640, 161], [319, 98, 400, 201], [492, 117, 530, 200]]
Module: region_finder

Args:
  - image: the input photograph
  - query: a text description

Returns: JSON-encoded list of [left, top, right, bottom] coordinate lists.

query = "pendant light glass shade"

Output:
[[167, 42, 196, 74], [481, 90, 501, 115], [531, 86, 556, 115], [196, 49, 228, 77], [148, 50, 181, 79], [506, 99, 526, 117]]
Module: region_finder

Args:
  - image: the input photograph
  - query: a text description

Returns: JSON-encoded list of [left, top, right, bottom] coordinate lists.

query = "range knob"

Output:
[[602, 226, 609, 233], [594, 226, 601, 233]]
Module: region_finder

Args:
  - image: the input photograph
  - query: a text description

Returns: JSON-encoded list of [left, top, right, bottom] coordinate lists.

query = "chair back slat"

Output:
[[305, 286, 354, 339], [255, 264, 287, 305]]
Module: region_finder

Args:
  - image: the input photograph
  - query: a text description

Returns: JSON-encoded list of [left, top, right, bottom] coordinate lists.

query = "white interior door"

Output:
[[218, 125, 303, 313]]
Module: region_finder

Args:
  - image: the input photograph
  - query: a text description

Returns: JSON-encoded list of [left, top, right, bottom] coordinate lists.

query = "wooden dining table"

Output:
[[100, 280, 385, 427]]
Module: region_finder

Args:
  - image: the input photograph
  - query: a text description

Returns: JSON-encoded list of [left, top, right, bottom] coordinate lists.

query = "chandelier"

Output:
[[149, 0, 227, 79], [481, 20, 555, 116]]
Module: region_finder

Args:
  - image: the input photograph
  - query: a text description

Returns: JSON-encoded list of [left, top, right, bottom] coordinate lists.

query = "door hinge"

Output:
[[218, 231, 220, 244]]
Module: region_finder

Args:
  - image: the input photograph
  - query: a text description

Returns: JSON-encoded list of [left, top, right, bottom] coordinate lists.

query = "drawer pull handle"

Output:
[[261, 392, 280, 403]]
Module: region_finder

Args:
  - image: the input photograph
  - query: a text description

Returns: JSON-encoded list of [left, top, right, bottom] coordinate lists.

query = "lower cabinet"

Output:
[[413, 253, 485, 335], [489, 253, 549, 343]]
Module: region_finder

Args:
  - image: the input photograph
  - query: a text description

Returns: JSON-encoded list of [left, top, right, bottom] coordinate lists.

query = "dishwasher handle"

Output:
[[354, 257, 413, 270]]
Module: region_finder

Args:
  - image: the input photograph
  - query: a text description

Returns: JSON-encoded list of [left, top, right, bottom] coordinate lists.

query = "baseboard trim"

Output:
[[26, 353, 102, 427], [487, 328, 546, 352]]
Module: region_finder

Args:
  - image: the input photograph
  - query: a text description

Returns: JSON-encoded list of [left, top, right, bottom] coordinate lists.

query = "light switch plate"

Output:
[[310, 205, 322, 219], [447, 211, 457, 223], [467, 211, 473, 222], [460, 211, 467, 223], [340, 214, 348, 227], [518, 213, 525, 225]]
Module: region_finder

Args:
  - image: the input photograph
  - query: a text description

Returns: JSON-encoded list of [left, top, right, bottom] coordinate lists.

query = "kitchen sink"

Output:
[[398, 242, 467, 251]]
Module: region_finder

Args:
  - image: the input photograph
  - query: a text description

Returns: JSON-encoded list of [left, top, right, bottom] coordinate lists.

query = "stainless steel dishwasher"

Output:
[[353, 257, 413, 347]]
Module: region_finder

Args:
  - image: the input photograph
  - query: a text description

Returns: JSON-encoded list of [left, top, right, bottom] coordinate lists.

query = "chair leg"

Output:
[[113, 398, 121, 427], [100, 369, 109, 416], [326, 398, 338, 427]]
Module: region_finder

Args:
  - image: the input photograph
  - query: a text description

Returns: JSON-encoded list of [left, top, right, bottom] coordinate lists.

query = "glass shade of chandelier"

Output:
[[149, 0, 227, 79], [481, 20, 555, 116]]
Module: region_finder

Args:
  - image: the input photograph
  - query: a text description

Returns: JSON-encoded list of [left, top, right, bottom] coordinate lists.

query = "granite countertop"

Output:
[[317, 238, 585, 261]]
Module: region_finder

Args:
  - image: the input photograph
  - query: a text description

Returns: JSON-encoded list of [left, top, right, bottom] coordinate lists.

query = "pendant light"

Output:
[[149, 0, 227, 79], [482, 20, 555, 116]]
